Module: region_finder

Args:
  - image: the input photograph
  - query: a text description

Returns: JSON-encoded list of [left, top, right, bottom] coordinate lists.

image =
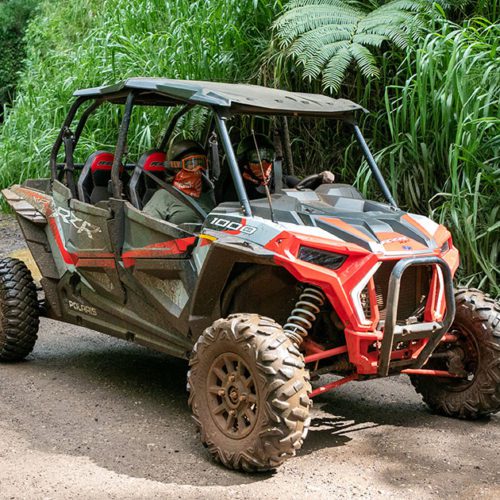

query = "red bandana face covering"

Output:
[[243, 160, 273, 186], [167, 154, 207, 198], [173, 169, 203, 198]]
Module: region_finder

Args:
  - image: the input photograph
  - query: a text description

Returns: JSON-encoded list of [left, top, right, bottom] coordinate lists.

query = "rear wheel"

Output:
[[188, 313, 311, 471], [410, 289, 500, 419], [0, 258, 40, 362]]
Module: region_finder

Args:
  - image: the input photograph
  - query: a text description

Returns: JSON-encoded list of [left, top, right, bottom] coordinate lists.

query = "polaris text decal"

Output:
[[67, 299, 97, 316]]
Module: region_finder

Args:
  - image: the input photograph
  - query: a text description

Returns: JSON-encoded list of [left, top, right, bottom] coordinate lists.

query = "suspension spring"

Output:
[[283, 287, 326, 345]]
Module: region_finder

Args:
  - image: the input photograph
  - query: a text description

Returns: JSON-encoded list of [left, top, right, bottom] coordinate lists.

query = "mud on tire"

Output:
[[410, 289, 500, 419], [188, 313, 312, 471], [0, 258, 40, 362]]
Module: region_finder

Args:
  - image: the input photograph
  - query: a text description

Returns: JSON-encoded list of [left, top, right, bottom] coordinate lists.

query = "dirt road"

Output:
[[0, 214, 499, 499]]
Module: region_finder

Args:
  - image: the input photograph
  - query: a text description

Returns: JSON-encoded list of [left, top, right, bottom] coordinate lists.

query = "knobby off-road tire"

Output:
[[410, 289, 500, 419], [0, 258, 39, 362], [188, 314, 312, 471]]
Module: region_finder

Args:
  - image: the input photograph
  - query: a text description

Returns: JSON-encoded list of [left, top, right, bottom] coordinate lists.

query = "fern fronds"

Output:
[[273, 0, 432, 92]]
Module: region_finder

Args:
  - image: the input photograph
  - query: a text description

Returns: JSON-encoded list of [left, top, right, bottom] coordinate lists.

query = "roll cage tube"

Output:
[[73, 99, 105, 148], [111, 92, 135, 199], [158, 104, 193, 151], [49, 96, 88, 183], [50, 98, 114, 190], [214, 110, 252, 217], [352, 123, 397, 208]]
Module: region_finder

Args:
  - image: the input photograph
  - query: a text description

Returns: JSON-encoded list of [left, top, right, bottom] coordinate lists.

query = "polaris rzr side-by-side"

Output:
[[1, 79, 499, 472]]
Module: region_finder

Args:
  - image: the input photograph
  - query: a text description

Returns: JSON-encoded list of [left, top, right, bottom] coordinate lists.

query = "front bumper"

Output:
[[343, 256, 456, 376], [377, 256, 455, 376]]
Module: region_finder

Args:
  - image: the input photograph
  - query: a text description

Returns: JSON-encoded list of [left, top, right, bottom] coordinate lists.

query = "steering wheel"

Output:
[[295, 173, 323, 191]]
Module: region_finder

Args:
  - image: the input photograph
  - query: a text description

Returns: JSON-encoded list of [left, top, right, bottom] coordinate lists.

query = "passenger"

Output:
[[143, 139, 215, 224]]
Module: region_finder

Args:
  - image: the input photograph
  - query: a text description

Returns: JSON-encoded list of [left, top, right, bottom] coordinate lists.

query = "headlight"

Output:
[[298, 246, 346, 270]]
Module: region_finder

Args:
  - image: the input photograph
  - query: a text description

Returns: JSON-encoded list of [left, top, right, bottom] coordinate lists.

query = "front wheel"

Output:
[[410, 289, 500, 419], [187, 313, 312, 472]]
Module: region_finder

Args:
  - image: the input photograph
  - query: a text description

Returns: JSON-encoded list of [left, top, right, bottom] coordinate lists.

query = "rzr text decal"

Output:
[[54, 207, 102, 239]]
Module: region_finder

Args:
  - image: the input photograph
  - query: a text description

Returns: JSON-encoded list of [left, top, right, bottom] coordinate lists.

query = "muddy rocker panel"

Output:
[[117, 202, 199, 344], [60, 197, 194, 356]]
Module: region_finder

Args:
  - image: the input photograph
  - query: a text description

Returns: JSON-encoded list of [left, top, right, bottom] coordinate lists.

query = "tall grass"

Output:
[[0, 0, 279, 187], [369, 20, 499, 294], [0, 0, 39, 116]]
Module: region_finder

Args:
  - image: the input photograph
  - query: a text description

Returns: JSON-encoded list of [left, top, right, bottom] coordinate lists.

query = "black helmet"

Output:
[[237, 134, 275, 163], [168, 139, 205, 161]]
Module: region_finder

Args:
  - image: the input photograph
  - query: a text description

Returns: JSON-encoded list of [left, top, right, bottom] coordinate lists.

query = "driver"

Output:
[[219, 133, 283, 202], [143, 139, 215, 224], [237, 134, 336, 194], [236, 134, 277, 200], [220, 133, 336, 202]]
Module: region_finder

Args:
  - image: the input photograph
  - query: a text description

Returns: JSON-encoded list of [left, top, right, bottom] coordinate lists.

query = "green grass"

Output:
[[0, 0, 39, 115], [265, 15, 499, 296], [0, 0, 279, 186]]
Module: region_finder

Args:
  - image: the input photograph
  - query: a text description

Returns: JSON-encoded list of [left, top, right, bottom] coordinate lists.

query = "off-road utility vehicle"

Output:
[[1, 79, 499, 472]]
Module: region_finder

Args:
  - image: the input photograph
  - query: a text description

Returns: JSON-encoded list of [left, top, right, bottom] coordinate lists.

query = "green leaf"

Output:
[[350, 42, 380, 78], [323, 46, 352, 91]]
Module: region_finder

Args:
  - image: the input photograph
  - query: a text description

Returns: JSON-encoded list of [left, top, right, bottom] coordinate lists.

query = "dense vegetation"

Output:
[[375, 20, 499, 292], [0, 0, 498, 295], [0, 0, 278, 175], [0, 0, 38, 119]]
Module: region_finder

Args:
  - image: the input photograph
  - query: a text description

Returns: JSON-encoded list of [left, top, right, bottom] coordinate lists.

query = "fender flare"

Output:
[[188, 238, 277, 339]]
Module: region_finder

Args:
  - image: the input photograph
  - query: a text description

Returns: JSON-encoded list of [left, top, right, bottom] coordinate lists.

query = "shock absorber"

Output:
[[284, 287, 326, 345]]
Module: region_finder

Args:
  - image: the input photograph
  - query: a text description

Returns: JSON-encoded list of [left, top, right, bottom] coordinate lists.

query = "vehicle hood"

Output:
[[246, 187, 444, 254]]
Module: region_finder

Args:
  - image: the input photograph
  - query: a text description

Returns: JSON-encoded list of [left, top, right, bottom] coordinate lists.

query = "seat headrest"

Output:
[[140, 151, 166, 172], [90, 152, 115, 172]]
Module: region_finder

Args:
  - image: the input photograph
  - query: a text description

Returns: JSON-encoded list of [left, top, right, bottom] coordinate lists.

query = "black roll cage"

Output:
[[50, 90, 398, 215]]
